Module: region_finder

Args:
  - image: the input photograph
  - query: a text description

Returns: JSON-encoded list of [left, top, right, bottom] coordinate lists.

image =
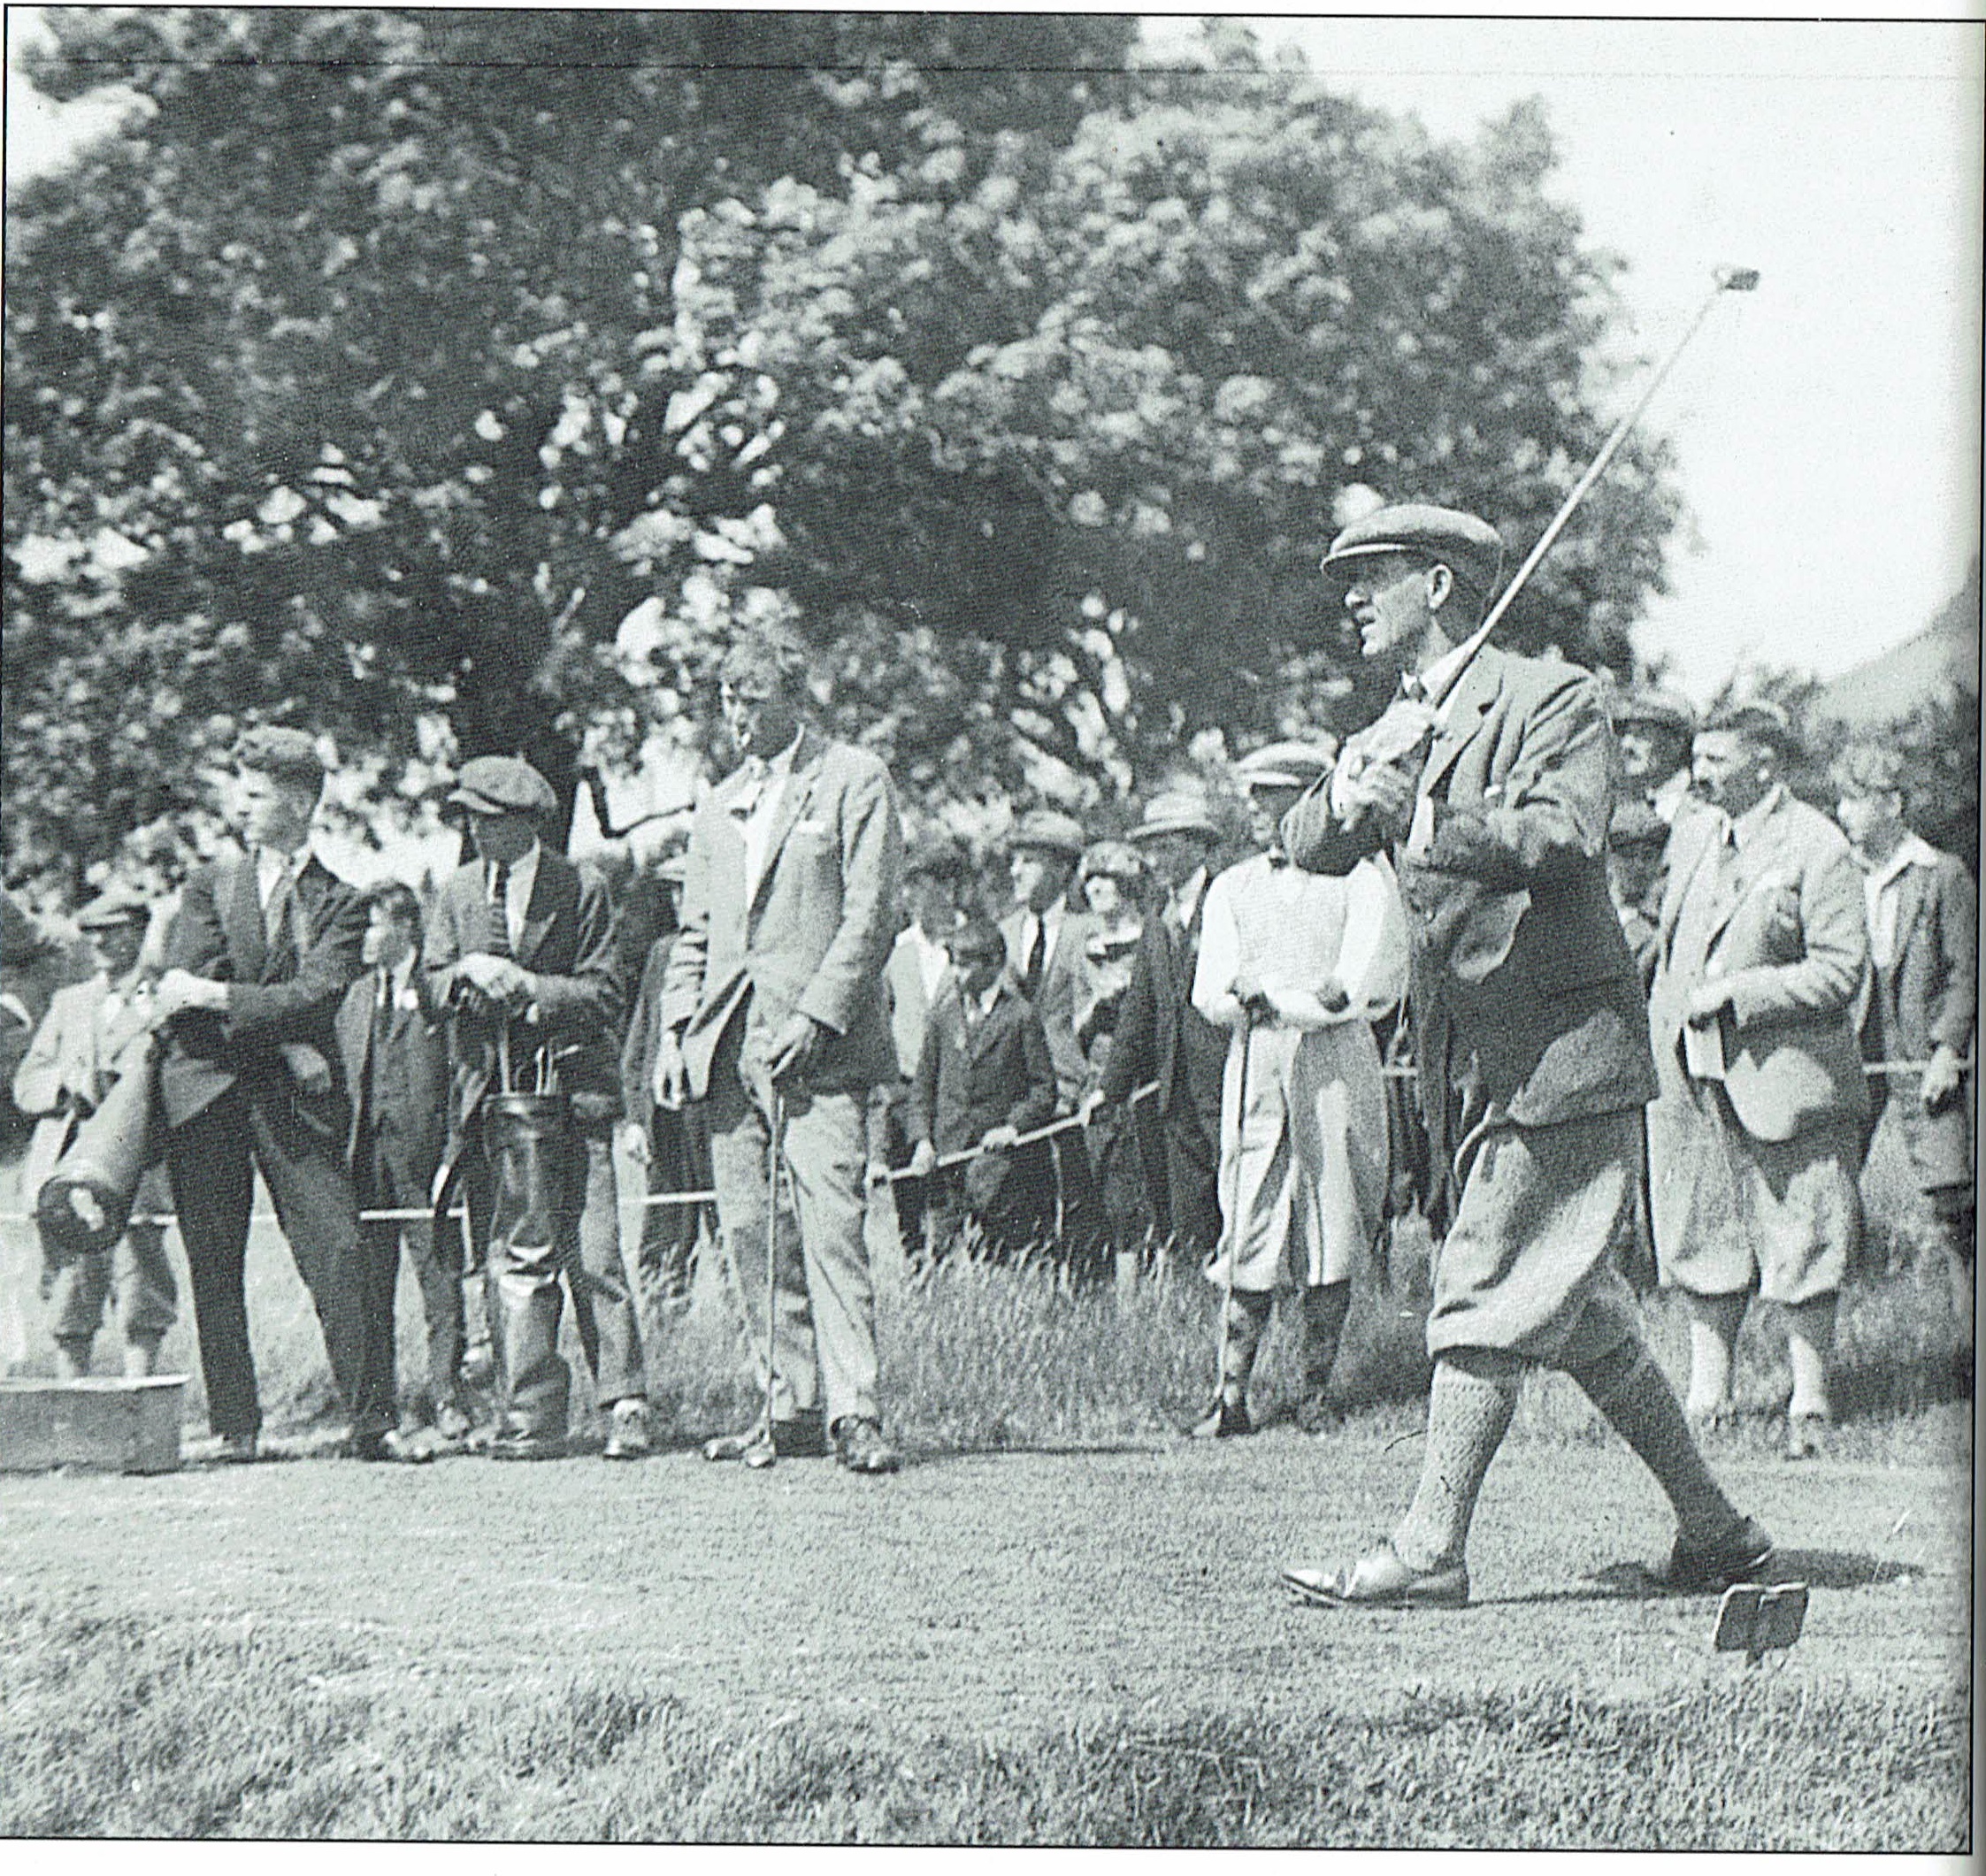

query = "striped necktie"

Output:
[[486, 862, 513, 959]]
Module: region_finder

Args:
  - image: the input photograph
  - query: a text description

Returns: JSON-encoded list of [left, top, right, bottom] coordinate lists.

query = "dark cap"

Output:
[[1321, 502, 1505, 600], [448, 755, 558, 819], [1077, 838, 1145, 884], [1607, 800, 1668, 851], [903, 837, 970, 884], [1008, 808, 1086, 861], [75, 888, 151, 930], [1609, 684, 1696, 736], [233, 725, 326, 786], [1704, 699, 1796, 758]]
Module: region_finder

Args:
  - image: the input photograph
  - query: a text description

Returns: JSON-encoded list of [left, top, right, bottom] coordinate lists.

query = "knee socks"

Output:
[[1218, 1290, 1273, 1405], [1300, 1281, 1352, 1396], [1391, 1352, 1520, 1573]]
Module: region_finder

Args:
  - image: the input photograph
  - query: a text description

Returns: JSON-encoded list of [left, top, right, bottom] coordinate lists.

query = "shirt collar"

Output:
[[1867, 831, 1940, 894], [1404, 637, 1477, 712], [976, 977, 1005, 1018], [1171, 868, 1208, 928], [490, 839, 541, 890], [1729, 782, 1786, 850], [1651, 768, 1692, 823]]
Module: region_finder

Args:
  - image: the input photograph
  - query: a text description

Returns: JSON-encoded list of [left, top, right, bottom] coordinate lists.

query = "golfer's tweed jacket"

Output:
[[1283, 643, 1657, 1174], [662, 726, 903, 1099]]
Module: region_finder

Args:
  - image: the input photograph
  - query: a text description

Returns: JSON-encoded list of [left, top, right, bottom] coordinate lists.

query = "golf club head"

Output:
[[1715, 265, 1761, 293]]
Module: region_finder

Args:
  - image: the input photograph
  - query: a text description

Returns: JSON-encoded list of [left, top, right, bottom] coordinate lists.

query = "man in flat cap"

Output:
[[1648, 705, 1868, 1459], [1093, 790, 1229, 1267], [1190, 742, 1407, 1436], [1833, 739, 1975, 1343], [1610, 685, 1698, 829], [1001, 808, 1107, 1277], [659, 624, 905, 1473], [426, 754, 652, 1460], [1278, 502, 1767, 1608], [869, 836, 970, 1263], [150, 726, 402, 1460], [13, 888, 178, 1380]]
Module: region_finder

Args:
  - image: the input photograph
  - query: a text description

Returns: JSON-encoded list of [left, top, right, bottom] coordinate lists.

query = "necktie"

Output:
[[263, 855, 296, 954], [487, 863, 512, 959], [1020, 918, 1044, 998]]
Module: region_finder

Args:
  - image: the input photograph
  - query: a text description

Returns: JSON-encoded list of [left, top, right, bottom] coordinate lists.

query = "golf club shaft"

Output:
[[1458, 271, 1755, 665], [765, 1088, 783, 1436], [1213, 1015, 1254, 1409]]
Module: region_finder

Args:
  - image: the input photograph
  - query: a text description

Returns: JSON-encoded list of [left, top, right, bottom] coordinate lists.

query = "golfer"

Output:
[[1277, 502, 1771, 1608]]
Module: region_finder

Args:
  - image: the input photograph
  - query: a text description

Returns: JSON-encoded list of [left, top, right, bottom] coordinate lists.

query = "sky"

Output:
[[8, 9, 1982, 705], [1145, 13, 1984, 700]]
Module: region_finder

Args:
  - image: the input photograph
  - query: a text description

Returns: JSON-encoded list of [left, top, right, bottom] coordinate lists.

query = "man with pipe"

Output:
[[426, 755, 653, 1461], [1277, 504, 1770, 1608], [659, 623, 905, 1474]]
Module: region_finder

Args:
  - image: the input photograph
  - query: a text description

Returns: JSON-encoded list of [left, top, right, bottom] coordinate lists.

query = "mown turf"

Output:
[[0, 1599, 1966, 1846]]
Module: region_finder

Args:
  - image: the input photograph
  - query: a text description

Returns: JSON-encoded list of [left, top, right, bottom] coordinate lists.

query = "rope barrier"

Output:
[[1, 1056, 1967, 1229]]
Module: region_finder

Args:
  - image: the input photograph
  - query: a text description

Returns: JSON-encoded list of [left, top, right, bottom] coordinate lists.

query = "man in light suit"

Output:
[[150, 727, 402, 1461], [1648, 706, 1869, 1459], [426, 755, 651, 1462], [1834, 740, 1975, 1334], [659, 624, 905, 1474], [336, 881, 465, 1443], [1277, 504, 1766, 1609], [13, 890, 177, 1379]]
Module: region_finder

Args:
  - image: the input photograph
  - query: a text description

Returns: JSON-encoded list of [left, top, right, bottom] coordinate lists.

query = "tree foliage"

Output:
[[6, 9, 1682, 892]]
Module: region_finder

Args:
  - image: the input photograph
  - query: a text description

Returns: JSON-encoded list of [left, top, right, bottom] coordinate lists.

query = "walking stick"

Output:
[[756, 1087, 786, 1466], [1211, 1011, 1255, 1424]]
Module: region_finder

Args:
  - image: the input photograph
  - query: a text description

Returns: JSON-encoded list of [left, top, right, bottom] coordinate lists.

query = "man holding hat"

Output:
[[1093, 789, 1228, 1265], [13, 888, 178, 1380], [1001, 808, 1108, 1279], [426, 753, 652, 1461], [1648, 705, 1868, 1458], [1279, 502, 1768, 1608], [658, 624, 905, 1474], [1189, 742, 1407, 1436], [1833, 739, 1975, 1340], [150, 726, 399, 1461]]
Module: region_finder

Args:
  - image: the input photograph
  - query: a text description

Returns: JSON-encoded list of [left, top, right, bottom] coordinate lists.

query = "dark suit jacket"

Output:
[[1284, 644, 1658, 1155], [1651, 788, 1867, 1142], [1097, 891, 1225, 1137], [334, 966, 449, 1188], [158, 852, 366, 1135], [1864, 844, 1976, 1065], [661, 727, 902, 1099], [424, 846, 623, 1157], [908, 976, 1057, 1153], [1000, 901, 1103, 1109]]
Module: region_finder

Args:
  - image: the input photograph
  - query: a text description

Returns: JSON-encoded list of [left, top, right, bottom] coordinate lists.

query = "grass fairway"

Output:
[[1, 1407, 1971, 1845]]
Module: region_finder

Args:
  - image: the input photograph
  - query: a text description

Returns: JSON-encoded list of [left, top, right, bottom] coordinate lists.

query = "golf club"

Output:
[[747, 1087, 786, 1470], [1207, 1010, 1254, 1432], [1453, 264, 1760, 666]]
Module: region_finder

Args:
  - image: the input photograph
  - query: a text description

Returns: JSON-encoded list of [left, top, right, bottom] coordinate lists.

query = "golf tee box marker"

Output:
[[0, 1374, 188, 1474]]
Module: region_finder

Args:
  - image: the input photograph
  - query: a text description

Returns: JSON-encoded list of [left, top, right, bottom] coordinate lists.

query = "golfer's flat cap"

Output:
[[75, 888, 152, 930], [1608, 800, 1668, 850], [1609, 684, 1697, 735], [1234, 739, 1337, 791], [1077, 838, 1145, 883], [1008, 808, 1086, 858], [1129, 790, 1220, 843], [233, 724, 326, 784], [1321, 502, 1505, 598], [903, 837, 970, 883], [449, 754, 558, 818]]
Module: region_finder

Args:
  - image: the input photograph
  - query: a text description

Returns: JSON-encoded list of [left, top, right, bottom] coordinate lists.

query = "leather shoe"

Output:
[[1187, 1396, 1253, 1440], [487, 1428, 566, 1462], [602, 1397, 653, 1461], [214, 1431, 259, 1465], [459, 1337, 495, 1391], [433, 1400, 473, 1444], [832, 1415, 902, 1474], [1282, 1544, 1470, 1609], [1783, 1412, 1829, 1463], [1660, 1514, 1775, 1593], [702, 1412, 828, 1466], [347, 1428, 433, 1464]]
